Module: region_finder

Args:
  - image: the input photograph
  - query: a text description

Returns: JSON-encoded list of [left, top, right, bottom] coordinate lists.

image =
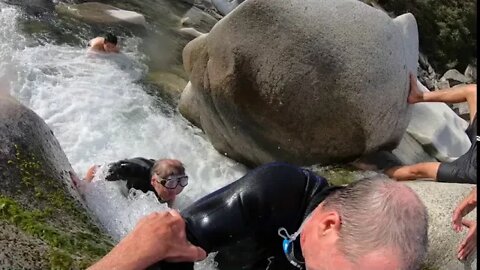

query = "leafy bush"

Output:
[[375, 0, 476, 74]]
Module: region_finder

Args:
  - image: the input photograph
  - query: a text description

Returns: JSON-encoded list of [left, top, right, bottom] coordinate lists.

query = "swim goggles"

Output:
[[278, 216, 310, 269], [155, 174, 189, 189]]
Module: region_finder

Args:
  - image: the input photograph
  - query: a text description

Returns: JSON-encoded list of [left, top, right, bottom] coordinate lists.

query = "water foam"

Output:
[[3, 3, 246, 269]]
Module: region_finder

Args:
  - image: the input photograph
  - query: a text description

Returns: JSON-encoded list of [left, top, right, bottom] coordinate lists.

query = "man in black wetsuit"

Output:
[[90, 162, 428, 270], [385, 75, 477, 184], [84, 158, 189, 204]]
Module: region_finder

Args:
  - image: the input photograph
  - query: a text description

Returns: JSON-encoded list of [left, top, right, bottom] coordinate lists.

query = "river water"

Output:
[[1, 1, 246, 268]]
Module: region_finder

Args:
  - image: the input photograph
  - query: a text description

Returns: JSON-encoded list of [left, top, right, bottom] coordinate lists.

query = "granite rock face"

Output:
[[0, 94, 113, 269], [180, 0, 418, 166], [407, 182, 477, 270]]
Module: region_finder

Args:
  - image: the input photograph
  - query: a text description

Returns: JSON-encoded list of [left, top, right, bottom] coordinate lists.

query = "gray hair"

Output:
[[322, 177, 428, 270], [151, 159, 185, 178]]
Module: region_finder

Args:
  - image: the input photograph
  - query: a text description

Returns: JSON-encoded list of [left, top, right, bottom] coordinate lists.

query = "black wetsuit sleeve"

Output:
[[181, 163, 326, 252], [104, 158, 153, 182], [104, 160, 133, 181]]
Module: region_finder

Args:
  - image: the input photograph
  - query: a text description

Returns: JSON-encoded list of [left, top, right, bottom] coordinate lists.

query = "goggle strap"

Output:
[[278, 227, 292, 241]]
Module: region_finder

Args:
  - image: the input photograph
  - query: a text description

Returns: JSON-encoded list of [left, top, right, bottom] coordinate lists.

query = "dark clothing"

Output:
[[155, 162, 338, 270], [105, 157, 156, 194], [438, 114, 477, 184]]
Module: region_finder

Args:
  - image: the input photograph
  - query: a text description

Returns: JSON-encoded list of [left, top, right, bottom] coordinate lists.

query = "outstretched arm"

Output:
[[408, 74, 477, 121], [88, 211, 206, 270]]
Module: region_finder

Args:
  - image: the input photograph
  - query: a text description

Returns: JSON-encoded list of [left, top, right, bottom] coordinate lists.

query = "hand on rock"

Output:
[[457, 220, 477, 261], [452, 187, 477, 261], [452, 187, 477, 232], [407, 73, 423, 104], [84, 165, 99, 182]]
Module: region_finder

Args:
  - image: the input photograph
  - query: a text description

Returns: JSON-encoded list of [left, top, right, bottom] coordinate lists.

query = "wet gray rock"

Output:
[[406, 81, 471, 162], [441, 69, 474, 87], [180, 6, 219, 34], [55, 2, 146, 26], [211, 0, 245, 15], [4, 0, 54, 16], [0, 94, 112, 269], [464, 64, 477, 82]]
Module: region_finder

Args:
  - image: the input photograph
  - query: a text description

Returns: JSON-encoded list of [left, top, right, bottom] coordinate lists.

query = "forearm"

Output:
[[457, 187, 477, 216], [88, 244, 156, 270], [466, 187, 477, 206], [421, 84, 476, 104]]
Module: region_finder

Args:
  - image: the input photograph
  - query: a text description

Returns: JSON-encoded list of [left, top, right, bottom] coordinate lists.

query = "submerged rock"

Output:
[[211, 0, 245, 16], [55, 2, 146, 26], [180, 0, 418, 166], [0, 94, 113, 269], [147, 70, 188, 100], [4, 0, 54, 16]]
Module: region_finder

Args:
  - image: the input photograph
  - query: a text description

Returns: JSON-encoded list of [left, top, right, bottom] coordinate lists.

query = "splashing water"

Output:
[[2, 3, 246, 269]]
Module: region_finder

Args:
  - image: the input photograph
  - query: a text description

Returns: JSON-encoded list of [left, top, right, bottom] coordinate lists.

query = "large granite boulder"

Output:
[[0, 94, 113, 269], [406, 182, 477, 270], [180, 0, 418, 166]]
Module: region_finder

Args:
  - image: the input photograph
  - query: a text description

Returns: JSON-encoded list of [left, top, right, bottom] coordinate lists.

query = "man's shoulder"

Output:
[[88, 37, 104, 49], [89, 37, 103, 44], [116, 157, 155, 167]]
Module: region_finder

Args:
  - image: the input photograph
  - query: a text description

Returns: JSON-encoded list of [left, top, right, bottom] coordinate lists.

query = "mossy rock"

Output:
[[307, 164, 377, 186], [147, 70, 188, 100], [0, 94, 113, 269]]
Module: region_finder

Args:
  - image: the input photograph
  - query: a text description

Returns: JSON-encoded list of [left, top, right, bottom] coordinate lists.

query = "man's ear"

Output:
[[150, 176, 156, 186], [313, 206, 341, 238]]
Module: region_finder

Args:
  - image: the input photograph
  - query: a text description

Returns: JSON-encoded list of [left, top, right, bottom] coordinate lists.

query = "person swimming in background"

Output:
[[88, 33, 120, 53], [84, 158, 188, 205]]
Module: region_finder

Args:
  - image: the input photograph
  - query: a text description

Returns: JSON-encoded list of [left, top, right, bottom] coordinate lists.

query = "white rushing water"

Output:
[[1, 3, 246, 268]]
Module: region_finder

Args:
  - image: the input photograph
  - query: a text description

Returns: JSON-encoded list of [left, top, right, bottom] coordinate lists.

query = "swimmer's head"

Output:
[[150, 159, 187, 203], [103, 33, 118, 52]]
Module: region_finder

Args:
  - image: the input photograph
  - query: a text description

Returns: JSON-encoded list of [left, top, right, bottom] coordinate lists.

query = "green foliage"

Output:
[[377, 0, 476, 73]]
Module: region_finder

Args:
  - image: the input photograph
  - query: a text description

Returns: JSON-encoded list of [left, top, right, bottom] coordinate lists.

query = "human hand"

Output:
[[84, 165, 99, 182], [452, 187, 477, 232], [407, 73, 423, 104], [88, 210, 206, 270], [119, 210, 206, 264], [457, 220, 477, 261]]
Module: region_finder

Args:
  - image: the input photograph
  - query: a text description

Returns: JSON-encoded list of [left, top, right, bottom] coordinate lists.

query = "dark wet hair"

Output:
[[104, 33, 118, 45]]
